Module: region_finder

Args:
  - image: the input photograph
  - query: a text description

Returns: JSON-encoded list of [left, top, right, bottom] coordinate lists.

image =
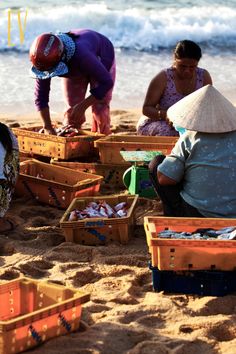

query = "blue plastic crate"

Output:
[[149, 263, 236, 296]]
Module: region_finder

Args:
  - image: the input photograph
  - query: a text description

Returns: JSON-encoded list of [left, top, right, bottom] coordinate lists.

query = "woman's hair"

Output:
[[174, 40, 202, 61], [0, 123, 13, 153]]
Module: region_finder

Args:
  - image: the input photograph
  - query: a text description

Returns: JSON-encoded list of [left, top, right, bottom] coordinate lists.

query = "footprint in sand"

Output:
[[0, 239, 15, 256], [18, 259, 54, 278], [137, 314, 165, 329], [70, 267, 102, 287], [0, 269, 20, 280], [46, 243, 93, 263], [205, 320, 235, 342]]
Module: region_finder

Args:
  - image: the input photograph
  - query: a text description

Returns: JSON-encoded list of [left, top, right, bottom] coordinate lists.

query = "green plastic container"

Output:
[[123, 165, 157, 198]]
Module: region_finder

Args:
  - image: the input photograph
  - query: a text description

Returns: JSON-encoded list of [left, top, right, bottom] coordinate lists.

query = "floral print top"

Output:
[[137, 67, 204, 136], [0, 129, 19, 217]]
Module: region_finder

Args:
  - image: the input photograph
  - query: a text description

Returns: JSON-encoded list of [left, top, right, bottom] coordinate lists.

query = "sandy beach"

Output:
[[0, 109, 236, 354]]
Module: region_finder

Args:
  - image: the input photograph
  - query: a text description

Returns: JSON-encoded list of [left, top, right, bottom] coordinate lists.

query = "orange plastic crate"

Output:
[[51, 159, 127, 188], [144, 216, 236, 271], [12, 126, 104, 159], [15, 160, 103, 209], [60, 194, 139, 245], [94, 135, 178, 164], [19, 152, 33, 163], [0, 277, 89, 354]]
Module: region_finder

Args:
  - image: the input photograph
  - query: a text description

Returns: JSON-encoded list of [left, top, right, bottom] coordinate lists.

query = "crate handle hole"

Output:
[[210, 265, 216, 269], [170, 248, 175, 253]]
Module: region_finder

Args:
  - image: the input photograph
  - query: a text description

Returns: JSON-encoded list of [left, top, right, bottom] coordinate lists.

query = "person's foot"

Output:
[[0, 219, 15, 234]]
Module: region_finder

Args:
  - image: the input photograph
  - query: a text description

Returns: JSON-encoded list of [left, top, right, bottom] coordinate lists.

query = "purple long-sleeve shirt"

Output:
[[34, 29, 115, 111]]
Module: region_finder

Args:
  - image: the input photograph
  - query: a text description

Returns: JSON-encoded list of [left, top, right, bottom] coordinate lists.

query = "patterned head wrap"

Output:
[[30, 33, 76, 79]]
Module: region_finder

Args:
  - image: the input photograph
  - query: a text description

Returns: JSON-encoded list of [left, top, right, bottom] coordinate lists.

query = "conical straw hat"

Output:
[[167, 85, 236, 133]]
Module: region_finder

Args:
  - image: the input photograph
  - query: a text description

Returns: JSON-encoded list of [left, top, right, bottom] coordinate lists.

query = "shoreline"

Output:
[[0, 107, 142, 132]]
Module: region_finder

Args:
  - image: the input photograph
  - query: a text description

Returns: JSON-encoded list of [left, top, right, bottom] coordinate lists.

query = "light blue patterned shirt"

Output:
[[158, 130, 236, 217]]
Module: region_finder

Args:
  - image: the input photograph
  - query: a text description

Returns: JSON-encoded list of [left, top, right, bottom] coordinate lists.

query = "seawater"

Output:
[[0, 0, 236, 115]]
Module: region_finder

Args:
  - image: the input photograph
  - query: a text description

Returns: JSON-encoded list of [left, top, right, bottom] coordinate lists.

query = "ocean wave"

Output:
[[0, 4, 236, 53]]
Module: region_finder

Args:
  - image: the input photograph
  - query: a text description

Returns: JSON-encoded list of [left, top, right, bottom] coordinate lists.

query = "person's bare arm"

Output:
[[203, 70, 213, 85], [157, 170, 178, 185], [39, 107, 56, 135], [69, 95, 98, 123], [142, 70, 167, 120]]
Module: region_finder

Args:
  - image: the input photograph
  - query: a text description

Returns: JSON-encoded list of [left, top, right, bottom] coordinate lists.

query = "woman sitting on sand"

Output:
[[137, 40, 212, 136], [0, 123, 19, 233]]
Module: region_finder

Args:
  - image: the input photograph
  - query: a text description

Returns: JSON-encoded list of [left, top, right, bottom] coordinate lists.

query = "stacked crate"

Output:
[[16, 159, 103, 209], [51, 159, 128, 190], [144, 216, 236, 296], [13, 126, 105, 208], [94, 135, 177, 165]]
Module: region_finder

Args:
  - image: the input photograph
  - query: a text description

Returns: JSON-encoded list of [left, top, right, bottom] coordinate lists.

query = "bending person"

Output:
[[29, 29, 116, 135], [149, 85, 236, 217], [137, 40, 212, 136]]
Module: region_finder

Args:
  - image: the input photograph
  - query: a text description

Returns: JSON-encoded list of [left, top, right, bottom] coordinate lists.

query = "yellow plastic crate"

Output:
[[0, 277, 89, 354], [13, 126, 104, 159], [51, 159, 127, 188], [144, 216, 236, 271], [94, 135, 178, 164], [15, 160, 103, 209], [60, 194, 139, 245]]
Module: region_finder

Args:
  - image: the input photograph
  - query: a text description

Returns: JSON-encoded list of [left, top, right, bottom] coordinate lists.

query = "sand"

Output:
[[0, 109, 236, 354]]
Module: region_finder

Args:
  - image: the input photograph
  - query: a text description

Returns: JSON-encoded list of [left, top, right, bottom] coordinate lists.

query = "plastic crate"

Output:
[[15, 160, 103, 209], [144, 216, 236, 271], [0, 277, 89, 354], [60, 194, 139, 245], [149, 263, 236, 296], [51, 159, 127, 188], [19, 152, 33, 163], [94, 135, 178, 165], [12, 126, 104, 160]]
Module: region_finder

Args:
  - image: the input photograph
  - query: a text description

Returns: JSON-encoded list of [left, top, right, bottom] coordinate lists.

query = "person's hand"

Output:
[[70, 103, 86, 126], [44, 127, 57, 135]]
